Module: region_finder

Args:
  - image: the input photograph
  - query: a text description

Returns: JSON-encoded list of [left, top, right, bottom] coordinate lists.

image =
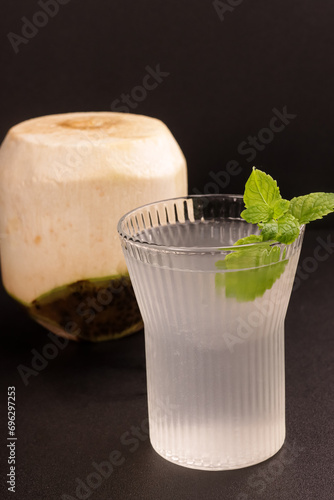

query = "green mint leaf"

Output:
[[260, 220, 278, 241], [289, 192, 334, 224], [275, 213, 300, 244], [216, 242, 271, 270], [233, 234, 263, 245], [241, 205, 274, 224], [273, 198, 290, 219], [224, 243, 272, 268], [215, 244, 288, 301], [244, 167, 281, 209]]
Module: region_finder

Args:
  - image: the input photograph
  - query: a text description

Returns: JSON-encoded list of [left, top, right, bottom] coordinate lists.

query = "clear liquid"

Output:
[[140, 218, 257, 247], [126, 220, 299, 469]]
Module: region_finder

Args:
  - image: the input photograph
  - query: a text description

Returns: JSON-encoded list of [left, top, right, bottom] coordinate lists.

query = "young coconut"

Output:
[[0, 112, 187, 341]]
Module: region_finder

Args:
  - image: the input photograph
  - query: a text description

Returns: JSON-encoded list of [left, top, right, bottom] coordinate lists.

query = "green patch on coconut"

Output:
[[26, 274, 143, 342]]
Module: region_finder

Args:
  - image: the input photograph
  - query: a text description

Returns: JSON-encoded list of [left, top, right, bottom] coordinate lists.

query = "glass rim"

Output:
[[117, 194, 304, 255]]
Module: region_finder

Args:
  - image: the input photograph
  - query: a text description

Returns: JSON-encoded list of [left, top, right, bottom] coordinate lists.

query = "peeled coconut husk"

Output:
[[0, 112, 187, 341]]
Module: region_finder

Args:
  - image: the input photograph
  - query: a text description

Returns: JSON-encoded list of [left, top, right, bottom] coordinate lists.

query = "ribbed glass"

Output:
[[118, 195, 304, 470]]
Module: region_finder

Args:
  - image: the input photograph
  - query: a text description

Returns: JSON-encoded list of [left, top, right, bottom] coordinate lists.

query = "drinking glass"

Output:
[[117, 195, 304, 470]]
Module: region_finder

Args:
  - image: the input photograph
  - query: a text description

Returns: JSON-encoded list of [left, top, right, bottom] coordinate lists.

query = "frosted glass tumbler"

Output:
[[117, 195, 304, 470]]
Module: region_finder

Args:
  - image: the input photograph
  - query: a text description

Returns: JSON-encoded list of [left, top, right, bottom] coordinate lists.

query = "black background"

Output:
[[1, 0, 334, 222], [1, 1, 334, 500]]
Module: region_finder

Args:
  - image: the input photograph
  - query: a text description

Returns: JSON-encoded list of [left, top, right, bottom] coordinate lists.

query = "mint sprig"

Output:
[[215, 167, 334, 301], [240, 167, 334, 245]]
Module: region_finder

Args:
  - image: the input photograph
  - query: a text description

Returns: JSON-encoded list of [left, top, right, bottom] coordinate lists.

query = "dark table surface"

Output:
[[0, 228, 333, 500]]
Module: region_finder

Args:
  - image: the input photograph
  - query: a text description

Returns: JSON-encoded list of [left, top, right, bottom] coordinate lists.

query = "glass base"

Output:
[[150, 435, 286, 470]]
